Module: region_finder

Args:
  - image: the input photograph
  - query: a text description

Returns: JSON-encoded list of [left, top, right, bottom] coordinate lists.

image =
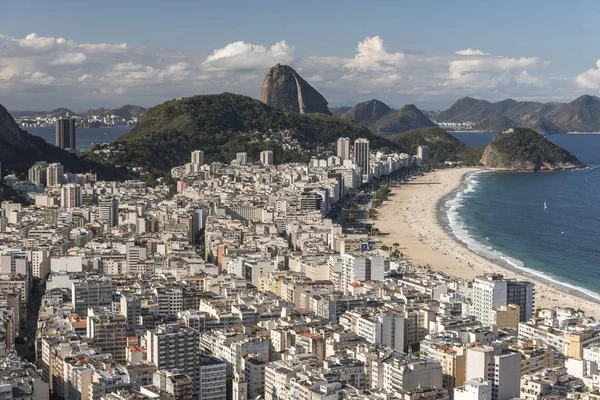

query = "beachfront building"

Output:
[[471, 274, 533, 326], [465, 343, 520, 400], [353, 138, 370, 183], [417, 145, 430, 165]]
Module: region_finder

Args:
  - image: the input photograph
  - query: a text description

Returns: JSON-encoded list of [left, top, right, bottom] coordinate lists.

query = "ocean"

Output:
[[446, 132, 600, 302], [25, 126, 131, 151]]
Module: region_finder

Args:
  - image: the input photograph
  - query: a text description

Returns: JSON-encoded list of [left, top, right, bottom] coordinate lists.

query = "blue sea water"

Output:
[[25, 126, 130, 151], [446, 132, 600, 302]]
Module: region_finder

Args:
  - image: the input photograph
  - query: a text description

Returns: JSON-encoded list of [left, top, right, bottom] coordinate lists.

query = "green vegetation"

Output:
[[481, 127, 584, 170], [365, 105, 436, 137], [0, 183, 22, 203], [471, 116, 518, 133], [388, 127, 483, 165], [113, 93, 398, 173]]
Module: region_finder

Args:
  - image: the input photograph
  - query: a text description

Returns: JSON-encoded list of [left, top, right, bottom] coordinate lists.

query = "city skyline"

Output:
[[2, 0, 600, 110]]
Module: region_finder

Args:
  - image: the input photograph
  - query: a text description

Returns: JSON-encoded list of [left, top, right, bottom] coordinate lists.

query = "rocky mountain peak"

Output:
[[260, 64, 331, 115]]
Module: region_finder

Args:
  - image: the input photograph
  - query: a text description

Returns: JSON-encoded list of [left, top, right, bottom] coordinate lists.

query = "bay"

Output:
[[446, 132, 600, 302], [25, 126, 130, 151]]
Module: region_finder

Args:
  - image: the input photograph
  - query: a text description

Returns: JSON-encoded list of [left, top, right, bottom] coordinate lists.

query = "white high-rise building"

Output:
[[28, 248, 50, 279], [146, 324, 202, 392], [191, 150, 205, 165], [337, 137, 351, 160], [471, 274, 533, 326], [340, 253, 384, 292], [236, 152, 248, 165], [417, 145, 430, 165], [61, 184, 82, 209], [260, 150, 274, 166], [465, 344, 521, 400], [46, 163, 64, 187], [353, 138, 370, 181]]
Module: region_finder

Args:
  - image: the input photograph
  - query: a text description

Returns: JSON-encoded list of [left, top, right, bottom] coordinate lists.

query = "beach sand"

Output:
[[374, 167, 600, 320]]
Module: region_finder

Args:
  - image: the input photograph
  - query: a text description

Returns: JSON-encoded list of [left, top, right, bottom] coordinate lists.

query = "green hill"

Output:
[[341, 99, 392, 122], [367, 105, 437, 137], [113, 93, 397, 172], [481, 128, 585, 171], [471, 116, 518, 133], [388, 127, 483, 165]]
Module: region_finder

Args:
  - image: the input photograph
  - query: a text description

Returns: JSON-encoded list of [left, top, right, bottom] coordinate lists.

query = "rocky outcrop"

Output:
[[342, 99, 391, 122], [480, 128, 585, 171], [260, 64, 331, 115]]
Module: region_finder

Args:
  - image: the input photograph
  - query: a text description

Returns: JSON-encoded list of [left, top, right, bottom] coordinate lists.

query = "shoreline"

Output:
[[373, 167, 600, 319]]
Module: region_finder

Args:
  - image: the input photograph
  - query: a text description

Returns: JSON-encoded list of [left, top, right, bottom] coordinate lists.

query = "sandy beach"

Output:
[[374, 167, 600, 319]]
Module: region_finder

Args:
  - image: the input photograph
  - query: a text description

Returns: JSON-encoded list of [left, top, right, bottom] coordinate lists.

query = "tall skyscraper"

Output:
[[55, 118, 76, 149], [61, 184, 82, 209], [191, 150, 205, 165], [98, 197, 119, 227], [337, 137, 351, 160], [46, 163, 64, 187], [353, 138, 370, 177], [260, 150, 274, 166], [417, 145, 430, 165]]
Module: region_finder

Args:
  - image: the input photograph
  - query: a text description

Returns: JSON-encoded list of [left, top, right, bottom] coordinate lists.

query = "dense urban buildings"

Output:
[[0, 136, 596, 400]]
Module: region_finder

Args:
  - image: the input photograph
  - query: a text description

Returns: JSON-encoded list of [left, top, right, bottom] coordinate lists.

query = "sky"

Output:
[[2, 0, 600, 111]]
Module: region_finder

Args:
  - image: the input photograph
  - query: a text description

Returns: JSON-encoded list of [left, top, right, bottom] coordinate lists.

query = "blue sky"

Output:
[[1, 0, 600, 110]]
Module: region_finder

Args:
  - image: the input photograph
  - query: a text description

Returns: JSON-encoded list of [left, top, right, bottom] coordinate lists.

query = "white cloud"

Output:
[[576, 59, 600, 89], [202, 40, 294, 71], [51, 52, 87, 65], [0, 32, 581, 110], [345, 36, 407, 71], [455, 49, 491, 56]]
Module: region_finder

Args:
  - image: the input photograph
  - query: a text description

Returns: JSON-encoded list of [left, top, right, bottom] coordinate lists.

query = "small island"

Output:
[[480, 127, 586, 171]]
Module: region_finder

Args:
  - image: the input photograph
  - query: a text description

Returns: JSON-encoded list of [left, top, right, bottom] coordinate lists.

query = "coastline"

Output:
[[373, 167, 600, 319]]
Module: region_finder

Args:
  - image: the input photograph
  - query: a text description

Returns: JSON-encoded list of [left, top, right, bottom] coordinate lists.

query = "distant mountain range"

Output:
[[430, 95, 600, 134], [10, 104, 147, 120], [329, 99, 437, 137]]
